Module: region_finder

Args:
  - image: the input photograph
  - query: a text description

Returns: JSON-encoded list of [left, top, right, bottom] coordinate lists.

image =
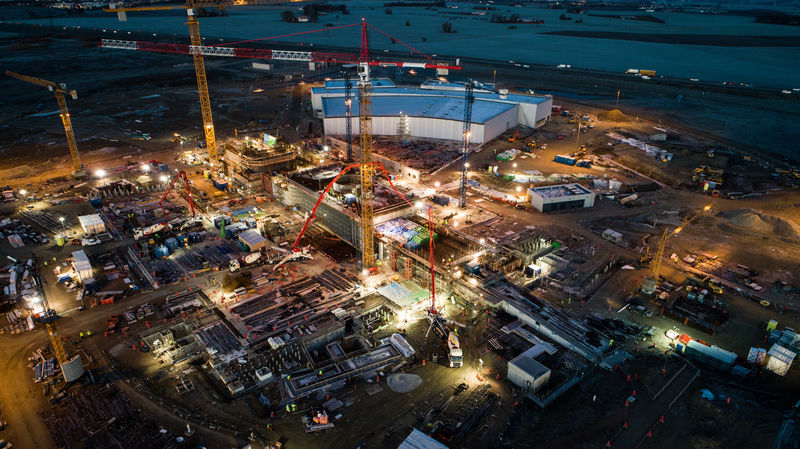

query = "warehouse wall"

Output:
[[324, 116, 487, 143], [483, 107, 519, 143]]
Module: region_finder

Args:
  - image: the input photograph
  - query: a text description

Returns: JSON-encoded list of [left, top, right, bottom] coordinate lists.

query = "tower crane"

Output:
[[5, 71, 85, 177], [458, 80, 474, 209], [100, 17, 460, 269], [344, 71, 354, 162], [357, 19, 375, 269], [31, 273, 69, 366], [641, 205, 712, 295], [104, 0, 302, 175]]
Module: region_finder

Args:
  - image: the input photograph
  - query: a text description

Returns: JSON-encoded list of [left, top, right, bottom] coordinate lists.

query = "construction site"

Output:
[[1, 3, 800, 449]]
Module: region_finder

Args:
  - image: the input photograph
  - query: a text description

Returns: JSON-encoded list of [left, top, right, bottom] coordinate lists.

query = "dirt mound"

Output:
[[0, 164, 38, 180], [597, 109, 628, 122], [719, 209, 800, 239]]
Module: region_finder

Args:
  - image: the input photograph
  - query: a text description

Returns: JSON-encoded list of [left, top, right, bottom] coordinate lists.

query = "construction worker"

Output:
[[79, 332, 84, 338], [87, 330, 92, 337]]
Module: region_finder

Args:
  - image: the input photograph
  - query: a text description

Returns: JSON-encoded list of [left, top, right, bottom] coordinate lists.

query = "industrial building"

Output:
[[528, 183, 595, 213], [312, 80, 552, 144], [507, 346, 553, 396]]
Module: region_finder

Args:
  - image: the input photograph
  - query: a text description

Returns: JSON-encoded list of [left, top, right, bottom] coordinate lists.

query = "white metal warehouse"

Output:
[[311, 79, 552, 144]]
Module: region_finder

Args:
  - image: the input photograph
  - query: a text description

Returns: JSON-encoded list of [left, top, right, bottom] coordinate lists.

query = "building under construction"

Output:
[[221, 137, 297, 192], [270, 164, 416, 251]]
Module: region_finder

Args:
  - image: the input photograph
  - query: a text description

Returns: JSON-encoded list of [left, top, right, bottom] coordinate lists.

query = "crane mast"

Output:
[[5, 71, 84, 176], [357, 20, 375, 269], [459, 80, 474, 209], [642, 205, 712, 295], [344, 71, 353, 162], [186, 4, 219, 173]]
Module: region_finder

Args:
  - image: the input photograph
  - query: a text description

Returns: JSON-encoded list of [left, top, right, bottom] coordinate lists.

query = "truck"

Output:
[[230, 252, 262, 272], [448, 332, 463, 368], [554, 154, 576, 166], [133, 223, 168, 240], [639, 69, 656, 76]]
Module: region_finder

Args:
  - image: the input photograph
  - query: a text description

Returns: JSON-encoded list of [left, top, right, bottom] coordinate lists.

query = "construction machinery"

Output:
[[101, 18, 459, 270], [357, 19, 375, 269], [40, 308, 68, 365], [104, 0, 299, 175], [159, 170, 198, 217], [344, 70, 354, 162], [32, 276, 71, 370], [459, 80, 475, 209], [5, 71, 85, 177], [641, 205, 712, 295], [507, 129, 518, 143]]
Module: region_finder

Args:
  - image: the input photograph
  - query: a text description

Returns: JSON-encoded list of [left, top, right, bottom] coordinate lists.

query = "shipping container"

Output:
[[685, 340, 736, 371], [554, 154, 576, 166]]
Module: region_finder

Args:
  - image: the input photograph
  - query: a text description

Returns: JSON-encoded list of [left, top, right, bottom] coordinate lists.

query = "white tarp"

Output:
[[78, 214, 105, 235], [766, 344, 795, 376]]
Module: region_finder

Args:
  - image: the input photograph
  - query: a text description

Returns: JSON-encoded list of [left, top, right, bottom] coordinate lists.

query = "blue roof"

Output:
[[316, 85, 548, 105], [322, 95, 516, 124], [322, 78, 395, 89]]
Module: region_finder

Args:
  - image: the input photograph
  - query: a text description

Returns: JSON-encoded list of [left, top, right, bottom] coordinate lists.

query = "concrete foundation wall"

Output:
[[272, 177, 361, 248], [272, 175, 415, 253]]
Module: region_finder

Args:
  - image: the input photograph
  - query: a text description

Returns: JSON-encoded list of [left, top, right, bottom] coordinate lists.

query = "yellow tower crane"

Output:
[[5, 70, 85, 177], [356, 22, 375, 270], [40, 309, 68, 365], [641, 205, 712, 295], [105, 0, 299, 175]]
